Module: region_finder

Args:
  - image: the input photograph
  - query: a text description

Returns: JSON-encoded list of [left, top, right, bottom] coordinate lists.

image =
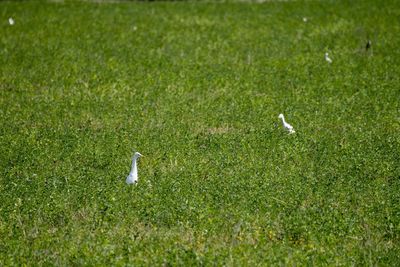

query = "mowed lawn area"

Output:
[[0, 0, 399, 265]]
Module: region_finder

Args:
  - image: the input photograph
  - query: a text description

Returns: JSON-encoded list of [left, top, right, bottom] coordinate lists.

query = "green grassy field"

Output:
[[1, 0, 399, 265]]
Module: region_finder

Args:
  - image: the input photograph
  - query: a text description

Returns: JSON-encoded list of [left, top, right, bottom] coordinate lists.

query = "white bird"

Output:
[[325, 52, 332, 63], [126, 152, 143, 184], [8, 18, 15, 25], [303, 17, 308, 22], [278, 114, 295, 134]]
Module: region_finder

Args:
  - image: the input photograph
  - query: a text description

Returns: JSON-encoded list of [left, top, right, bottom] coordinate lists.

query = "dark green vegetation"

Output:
[[1, 0, 399, 265]]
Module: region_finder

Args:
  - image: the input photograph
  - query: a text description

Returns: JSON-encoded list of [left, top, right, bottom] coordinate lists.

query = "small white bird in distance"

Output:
[[303, 17, 308, 22], [8, 18, 15, 25], [278, 114, 295, 134], [325, 52, 332, 63], [126, 152, 143, 185]]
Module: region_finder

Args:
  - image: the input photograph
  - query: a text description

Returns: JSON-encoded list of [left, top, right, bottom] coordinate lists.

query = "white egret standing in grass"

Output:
[[278, 114, 295, 134], [325, 52, 332, 63], [8, 18, 14, 25], [126, 152, 142, 184]]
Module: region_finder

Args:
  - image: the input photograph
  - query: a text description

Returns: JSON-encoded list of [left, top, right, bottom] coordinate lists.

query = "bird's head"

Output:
[[325, 52, 329, 57], [134, 152, 143, 158], [278, 114, 284, 119]]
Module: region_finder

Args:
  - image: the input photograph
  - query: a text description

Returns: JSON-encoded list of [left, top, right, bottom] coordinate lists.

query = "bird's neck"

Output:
[[131, 158, 137, 172], [281, 117, 286, 124]]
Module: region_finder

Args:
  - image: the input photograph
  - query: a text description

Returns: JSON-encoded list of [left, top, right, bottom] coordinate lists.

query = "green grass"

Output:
[[1, 0, 399, 265]]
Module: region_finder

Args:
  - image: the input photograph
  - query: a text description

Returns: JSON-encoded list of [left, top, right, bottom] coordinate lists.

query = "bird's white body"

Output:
[[126, 152, 142, 184], [278, 114, 295, 134], [8, 18, 14, 25], [325, 52, 332, 63]]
